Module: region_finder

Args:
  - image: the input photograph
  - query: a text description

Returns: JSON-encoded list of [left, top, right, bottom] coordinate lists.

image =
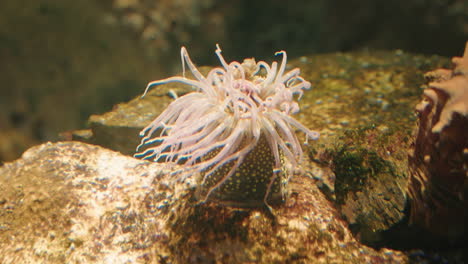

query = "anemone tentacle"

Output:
[[135, 44, 319, 206]]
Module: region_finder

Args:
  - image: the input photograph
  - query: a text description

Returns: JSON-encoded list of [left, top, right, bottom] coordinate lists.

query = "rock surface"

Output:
[[76, 50, 450, 245], [0, 142, 407, 263]]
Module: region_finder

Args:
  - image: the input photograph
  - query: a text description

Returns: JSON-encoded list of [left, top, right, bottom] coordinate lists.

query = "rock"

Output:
[[76, 50, 450, 247], [73, 68, 205, 156], [0, 141, 407, 263]]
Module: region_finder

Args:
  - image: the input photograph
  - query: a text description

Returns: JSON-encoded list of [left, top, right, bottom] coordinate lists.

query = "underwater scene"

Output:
[[0, 0, 467, 263]]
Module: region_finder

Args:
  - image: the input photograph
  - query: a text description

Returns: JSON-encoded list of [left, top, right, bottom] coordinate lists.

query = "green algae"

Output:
[[330, 127, 401, 205], [295, 50, 449, 139]]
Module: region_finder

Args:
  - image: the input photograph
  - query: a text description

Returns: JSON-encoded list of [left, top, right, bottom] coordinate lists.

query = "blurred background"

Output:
[[0, 0, 467, 162]]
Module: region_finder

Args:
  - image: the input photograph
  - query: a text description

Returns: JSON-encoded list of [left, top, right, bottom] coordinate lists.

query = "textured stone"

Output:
[[77, 50, 450, 247], [0, 142, 407, 263]]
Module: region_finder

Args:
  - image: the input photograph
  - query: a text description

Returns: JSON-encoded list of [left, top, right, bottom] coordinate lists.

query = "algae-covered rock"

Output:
[[0, 142, 407, 263], [79, 50, 449, 156], [76, 50, 450, 246], [73, 68, 204, 156]]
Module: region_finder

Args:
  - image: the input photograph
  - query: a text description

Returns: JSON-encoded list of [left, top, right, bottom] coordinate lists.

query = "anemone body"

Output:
[[135, 45, 319, 206], [408, 42, 468, 238], [195, 134, 283, 207]]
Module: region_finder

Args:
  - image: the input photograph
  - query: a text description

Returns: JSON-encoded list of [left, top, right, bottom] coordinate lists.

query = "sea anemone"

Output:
[[135, 44, 319, 207], [408, 41, 468, 238]]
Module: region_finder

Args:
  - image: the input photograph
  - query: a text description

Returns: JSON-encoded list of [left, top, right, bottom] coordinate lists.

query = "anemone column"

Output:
[[408, 42, 468, 238]]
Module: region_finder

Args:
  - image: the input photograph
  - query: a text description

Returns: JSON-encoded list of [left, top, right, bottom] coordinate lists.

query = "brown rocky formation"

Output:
[[0, 142, 406, 263]]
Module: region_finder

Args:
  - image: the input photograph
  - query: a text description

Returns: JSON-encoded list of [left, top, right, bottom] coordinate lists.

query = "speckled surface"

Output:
[[0, 141, 408, 263]]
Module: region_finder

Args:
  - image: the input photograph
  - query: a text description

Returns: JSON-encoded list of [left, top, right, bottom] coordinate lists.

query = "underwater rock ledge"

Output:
[[0, 141, 406, 263], [72, 49, 451, 247]]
